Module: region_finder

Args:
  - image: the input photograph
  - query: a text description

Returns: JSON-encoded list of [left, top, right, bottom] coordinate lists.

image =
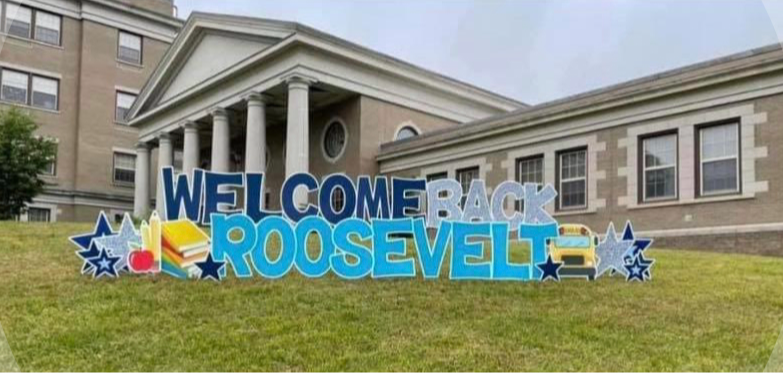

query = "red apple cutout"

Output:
[[129, 250, 154, 273]]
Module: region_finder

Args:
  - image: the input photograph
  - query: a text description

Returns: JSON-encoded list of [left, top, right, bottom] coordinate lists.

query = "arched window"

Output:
[[322, 118, 348, 162], [395, 125, 419, 140]]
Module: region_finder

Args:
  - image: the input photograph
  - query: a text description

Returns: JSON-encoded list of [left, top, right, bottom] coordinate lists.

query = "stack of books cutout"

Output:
[[161, 220, 210, 279]]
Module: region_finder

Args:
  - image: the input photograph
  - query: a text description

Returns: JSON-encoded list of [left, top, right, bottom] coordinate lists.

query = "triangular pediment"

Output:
[[158, 31, 278, 102]]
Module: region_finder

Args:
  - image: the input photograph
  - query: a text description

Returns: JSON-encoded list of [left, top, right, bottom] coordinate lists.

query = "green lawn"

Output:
[[1, 222, 783, 371]]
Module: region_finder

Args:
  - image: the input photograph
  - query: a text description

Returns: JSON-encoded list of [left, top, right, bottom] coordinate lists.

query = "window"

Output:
[[118, 31, 142, 64], [32, 76, 58, 110], [558, 149, 587, 209], [34, 10, 60, 45], [115, 91, 137, 122], [6, 3, 31, 38], [331, 187, 345, 212], [642, 133, 677, 201], [113, 152, 136, 185], [700, 123, 740, 195], [515, 155, 544, 211], [323, 119, 347, 160], [395, 126, 419, 140], [27, 207, 51, 222], [42, 144, 56, 176], [427, 172, 449, 217], [1, 70, 28, 104], [456, 167, 479, 207]]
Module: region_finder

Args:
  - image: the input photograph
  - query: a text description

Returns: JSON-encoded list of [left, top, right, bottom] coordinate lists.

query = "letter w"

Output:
[[162, 167, 203, 221]]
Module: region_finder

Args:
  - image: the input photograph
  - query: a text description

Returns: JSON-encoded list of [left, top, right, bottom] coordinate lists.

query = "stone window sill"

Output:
[[627, 194, 754, 210]]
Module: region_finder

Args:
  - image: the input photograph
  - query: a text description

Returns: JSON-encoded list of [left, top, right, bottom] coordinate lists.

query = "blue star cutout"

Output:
[[624, 254, 651, 282], [637, 252, 655, 280], [195, 254, 225, 281], [71, 212, 114, 274], [622, 221, 636, 241], [77, 242, 101, 274], [69, 212, 113, 250], [536, 254, 563, 282], [87, 248, 121, 279], [595, 223, 633, 278]]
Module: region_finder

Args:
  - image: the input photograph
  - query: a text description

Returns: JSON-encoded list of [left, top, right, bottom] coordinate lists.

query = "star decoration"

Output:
[[624, 254, 652, 282], [195, 254, 225, 281], [70, 212, 114, 251], [71, 212, 114, 274], [87, 248, 121, 279], [93, 213, 140, 271], [595, 223, 633, 278], [77, 242, 101, 274], [536, 254, 563, 282]]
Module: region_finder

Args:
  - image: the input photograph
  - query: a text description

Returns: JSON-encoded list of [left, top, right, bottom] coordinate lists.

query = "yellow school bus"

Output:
[[547, 224, 598, 280]]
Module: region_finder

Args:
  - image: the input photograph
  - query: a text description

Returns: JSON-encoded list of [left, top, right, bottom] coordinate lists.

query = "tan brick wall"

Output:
[[380, 94, 783, 252], [74, 20, 169, 198], [359, 96, 458, 176]]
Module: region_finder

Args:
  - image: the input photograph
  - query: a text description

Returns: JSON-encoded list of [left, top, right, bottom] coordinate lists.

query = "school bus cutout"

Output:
[[547, 224, 598, 280]]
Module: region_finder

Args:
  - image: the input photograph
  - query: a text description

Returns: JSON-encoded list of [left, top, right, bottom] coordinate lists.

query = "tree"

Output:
[[0, 108, 57, 220]]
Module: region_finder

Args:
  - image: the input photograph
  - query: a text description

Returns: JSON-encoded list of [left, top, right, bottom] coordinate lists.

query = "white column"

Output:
[[133, 142, 151, 218], [156, 132, 174, 215], [284, 74, 316, 207], [182, 121, 200, 175], [211, 107, 230, 172], [244, 92, 269, 174]]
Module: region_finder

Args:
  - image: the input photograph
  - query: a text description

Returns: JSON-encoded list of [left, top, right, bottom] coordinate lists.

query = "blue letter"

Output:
[[356, 176, 390, 219], [245, 172, 278, 223], [413, 218, 451, 279], [211, 214, 256, 278], [450, 222, 492, 280], [518, 223, 559, 280], [294, 216, 335, 278], [331, 218, 373, 279], [203, 171, 243, 225], [391, 177, 426, 219], [372, 218, 416, 278], [491, 222, 530, 280], [251, 216, 297, 278], [281, 173, 319, 222], [319, 174, 357, 224], [162, 166, 203, 221]]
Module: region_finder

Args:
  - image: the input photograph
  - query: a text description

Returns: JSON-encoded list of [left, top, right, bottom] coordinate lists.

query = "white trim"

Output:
[[393, 120, 422, 140], [114, 85, 141, 95], [638, 222, 783, 238], [320, 116, 348, 164]]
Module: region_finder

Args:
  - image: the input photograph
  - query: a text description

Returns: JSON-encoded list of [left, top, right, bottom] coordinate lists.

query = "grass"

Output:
[[1, 222, 783, 371]]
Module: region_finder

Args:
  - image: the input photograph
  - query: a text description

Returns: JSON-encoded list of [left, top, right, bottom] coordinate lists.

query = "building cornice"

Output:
[[377, 44, 783, 162]]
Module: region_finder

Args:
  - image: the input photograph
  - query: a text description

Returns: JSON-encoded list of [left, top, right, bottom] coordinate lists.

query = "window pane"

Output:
[[331, 188, 345, 212], [701, 124, 738, 160], [396, 126, 418, 140], [561, 179, 586, 208], [6, 4, 31, 38], [644, 134, 676, 167], [118, 32, 141, 64], [34, 11, 60, 45], [115, 92, 136, 121], [561, 150, 586, 179], [323, 121, 346, 158], [645, 168, 676, 199], [114, 153, 136, 184], [1, 70, 28, 104], [517, 157, 543, 185], [27, 207, 50, 222], [457, 167, 478, 194], [32, 76, 58, 110], [703, 158, 738, 194]]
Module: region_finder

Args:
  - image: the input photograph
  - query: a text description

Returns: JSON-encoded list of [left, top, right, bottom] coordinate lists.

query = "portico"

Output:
[[127, 13, 523, 219]]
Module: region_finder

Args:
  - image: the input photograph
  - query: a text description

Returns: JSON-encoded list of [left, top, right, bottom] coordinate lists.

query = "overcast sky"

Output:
[[176, 0, 781, 105]]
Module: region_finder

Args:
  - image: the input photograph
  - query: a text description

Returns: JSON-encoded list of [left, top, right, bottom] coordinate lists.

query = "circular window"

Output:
[[395, 126, 419, 140], [322, 118, 347, 162]]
